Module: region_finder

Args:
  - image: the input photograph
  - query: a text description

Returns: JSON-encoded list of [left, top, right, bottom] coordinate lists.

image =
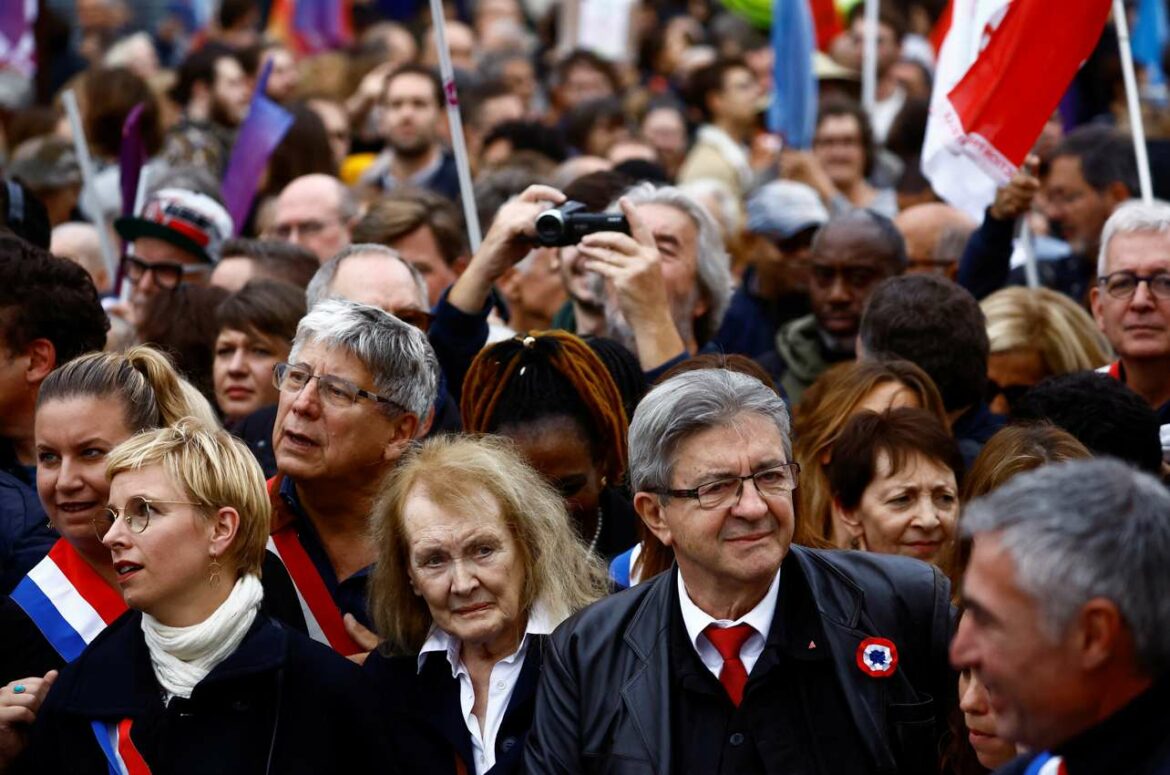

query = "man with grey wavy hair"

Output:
[[1092, 200, 1170, 461], [528, 368, 955, 772], [577, 182, 732, 372], [268, 298, 439, 655], [951, 458, 1170, 773]]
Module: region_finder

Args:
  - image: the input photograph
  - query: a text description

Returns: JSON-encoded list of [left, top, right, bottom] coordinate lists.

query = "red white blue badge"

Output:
[[856, 637, 898, 678]]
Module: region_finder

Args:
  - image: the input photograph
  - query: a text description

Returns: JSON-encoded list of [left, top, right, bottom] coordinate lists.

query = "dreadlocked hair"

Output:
[[461, 331, 629, 485]]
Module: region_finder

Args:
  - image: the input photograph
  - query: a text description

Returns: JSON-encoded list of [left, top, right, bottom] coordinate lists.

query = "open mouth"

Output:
[[114, 561, 143, 579], [283, 430, 318, 448], [57, 501, 98, 514]]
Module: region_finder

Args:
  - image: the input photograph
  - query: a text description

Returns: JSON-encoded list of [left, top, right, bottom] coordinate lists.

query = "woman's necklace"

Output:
[[588, 506, 604, 554]]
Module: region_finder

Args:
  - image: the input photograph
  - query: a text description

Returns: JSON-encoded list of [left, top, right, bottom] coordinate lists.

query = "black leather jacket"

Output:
[[524, 545, 956, 775]]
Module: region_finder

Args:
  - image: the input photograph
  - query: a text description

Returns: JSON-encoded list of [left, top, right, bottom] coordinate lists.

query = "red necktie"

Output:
[[704, 623, 755, 706]]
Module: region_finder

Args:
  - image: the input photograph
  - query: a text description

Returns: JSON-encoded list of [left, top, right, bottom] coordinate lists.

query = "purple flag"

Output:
[[294, 0, 351, 53], [0, 0, 37, 77], [221, 61, 295, 234], [119, 103, 147, 219]]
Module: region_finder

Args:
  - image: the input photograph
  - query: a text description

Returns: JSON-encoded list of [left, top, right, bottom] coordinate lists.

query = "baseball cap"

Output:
[[746, 181, 830, 240], [114, 188, 232, 264]]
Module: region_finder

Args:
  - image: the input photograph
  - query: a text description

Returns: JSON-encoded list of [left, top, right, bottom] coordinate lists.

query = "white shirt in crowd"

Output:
[[677, 567, 781, 679]]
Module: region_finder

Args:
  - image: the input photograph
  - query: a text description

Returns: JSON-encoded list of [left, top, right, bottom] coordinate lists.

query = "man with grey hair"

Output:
[[268, 298, 439, 656], [951, 458, 1170, 772], [527, 368, 954, 773], [267, 174, 357, 262], [1092, 199, 1170, 459], [578, 182, 733, 374]]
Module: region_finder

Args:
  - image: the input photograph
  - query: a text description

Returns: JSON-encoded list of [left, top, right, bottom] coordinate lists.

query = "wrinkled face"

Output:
[[211, 57, 250, 127], [808, 225, 892, 339], [103, 464, 219, 626], [386, 226, 457, 307], [404, 486, 526, 653], [560, 63, 614, 110], [642, 413, 794, 597], [603, 203, 707, 350], [498, 248, 568, 332], [951, 533, 1091, 751], [1091, 230, 1170, 362], [270, 181, 351, 262], [381, 73, 442, 157], [846, 451, 958, 564], [500, 416, 603, 539], [959, 656, 1019, 770], [1043, 156, 1112, 255], [35, 396, 135, 556], [272, 340, 401, 486], [813, 114, 867, 189], [213, 327, 289, 423], [987, 347, 1048, 415]]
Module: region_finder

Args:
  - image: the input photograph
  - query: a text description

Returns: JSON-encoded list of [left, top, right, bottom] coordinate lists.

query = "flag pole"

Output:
[[1114, 0, 1154, 203], [427, 0, 482, 252], [861, 0, 879, 116], [62, 89, 119, 280]]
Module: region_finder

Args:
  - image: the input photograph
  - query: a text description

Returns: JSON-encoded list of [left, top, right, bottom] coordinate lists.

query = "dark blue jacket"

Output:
[[0, 467, 54, 595], [957, 210, 1090, 303], [16, 610, 382, 774]]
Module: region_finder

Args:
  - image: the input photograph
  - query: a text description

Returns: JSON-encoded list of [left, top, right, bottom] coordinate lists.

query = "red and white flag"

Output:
[[922, 0, 1112, 221]]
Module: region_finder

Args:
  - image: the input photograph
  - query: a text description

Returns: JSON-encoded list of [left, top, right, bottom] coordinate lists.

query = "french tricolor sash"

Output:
[[10, 540, 127, 661], [267, 529, 361, 656], [91, 717, 151, 775], [1024, 753, 1067, 775]]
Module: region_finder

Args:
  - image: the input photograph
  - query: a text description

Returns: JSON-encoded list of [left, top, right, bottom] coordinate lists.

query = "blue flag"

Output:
[[768, 0, 819, 149], [1133, 0, 1168, 102], [221, 61, 295, 235]]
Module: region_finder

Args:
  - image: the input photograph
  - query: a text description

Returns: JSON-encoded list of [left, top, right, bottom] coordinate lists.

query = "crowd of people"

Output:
[[1, 0, 1169, 772]]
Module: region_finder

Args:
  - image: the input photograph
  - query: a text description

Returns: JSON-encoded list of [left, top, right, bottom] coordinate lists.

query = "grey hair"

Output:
[[613, 182, 734, 343], [628, 369, 791, 494], [289, 298, 439, 420], [336, 181, 359, 221], [305, 243, 428, 310], [962, 458, 1170, 677], [1097, 199, 1170, 275]]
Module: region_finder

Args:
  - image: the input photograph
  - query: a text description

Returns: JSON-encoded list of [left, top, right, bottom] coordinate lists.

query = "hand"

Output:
[[343, 614, 379, 667], [989, 155, 1041, 221], [578, 197, 687, 369], [750, 133, 783, 172], [780, 149, 837, 203], [346, 62, 397, 119], [0, 672, 57, 769], [447, 185, 566, 314]]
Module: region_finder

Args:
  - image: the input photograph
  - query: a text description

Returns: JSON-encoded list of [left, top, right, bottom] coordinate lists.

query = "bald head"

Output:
[[894, 203, 976, 275], [51, 222, 110, 293], [269, 174, 356, 262]]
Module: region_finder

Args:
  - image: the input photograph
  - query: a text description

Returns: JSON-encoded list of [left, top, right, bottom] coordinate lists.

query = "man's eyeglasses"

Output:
[[1097, 271, 1170, 300], [95, 495, 203, 539], [122, 256, 209, 290], [647, 462, 800, 510], [273, 362, 401, 410]]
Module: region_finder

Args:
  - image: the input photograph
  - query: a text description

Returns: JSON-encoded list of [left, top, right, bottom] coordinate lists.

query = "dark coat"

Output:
[[524, 545, 955, 775], [364, 635, 546, 775], [15, 611, 382, 774]]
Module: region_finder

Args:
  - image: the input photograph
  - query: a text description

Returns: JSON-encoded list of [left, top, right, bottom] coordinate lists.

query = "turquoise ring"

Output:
[[12, 684, 26, 694]]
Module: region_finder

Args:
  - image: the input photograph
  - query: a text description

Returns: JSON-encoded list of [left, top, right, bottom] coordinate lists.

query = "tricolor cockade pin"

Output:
[[856, 637, 898, 678]]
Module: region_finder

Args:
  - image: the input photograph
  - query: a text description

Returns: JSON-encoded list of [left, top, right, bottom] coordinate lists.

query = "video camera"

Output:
[[534, 201, 630, 247]]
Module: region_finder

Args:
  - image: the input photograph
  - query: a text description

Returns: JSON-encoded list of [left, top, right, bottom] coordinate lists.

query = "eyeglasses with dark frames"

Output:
[[95, 495, 203, 539], [122, 256, 209, 289], [646, 462, 800, 510], [1097, 271, 1170, 300], [272, 362, 402, 410]]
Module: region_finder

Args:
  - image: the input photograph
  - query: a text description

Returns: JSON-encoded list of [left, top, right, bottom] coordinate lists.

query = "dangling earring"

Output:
[[600, 476, 608, 488], [208, 553, 222, 586]]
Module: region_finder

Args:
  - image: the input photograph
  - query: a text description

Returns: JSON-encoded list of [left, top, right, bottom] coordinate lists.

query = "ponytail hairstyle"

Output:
[[461, 331, 628, 486], [37, 345, 215, 431]]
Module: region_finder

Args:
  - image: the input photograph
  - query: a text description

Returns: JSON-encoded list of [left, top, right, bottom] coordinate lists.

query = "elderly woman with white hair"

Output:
[[364, 434, 609, 775], [268, 298, 440, 656]]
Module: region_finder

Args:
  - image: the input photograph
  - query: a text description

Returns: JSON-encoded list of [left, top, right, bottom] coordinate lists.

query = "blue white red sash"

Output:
[[1024, 753, 1067, 775], [91, 717, 151, 774], [267, 530, 361, 656], [10, 540, 126, 661]]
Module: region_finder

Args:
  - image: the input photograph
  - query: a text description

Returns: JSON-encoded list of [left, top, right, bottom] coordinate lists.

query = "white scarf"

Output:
[[141, 574, 264, 702]]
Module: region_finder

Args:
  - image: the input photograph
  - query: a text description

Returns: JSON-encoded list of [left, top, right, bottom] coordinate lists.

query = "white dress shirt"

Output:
[[417, 603, 555, 775], [677, 567, 781, 679]]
